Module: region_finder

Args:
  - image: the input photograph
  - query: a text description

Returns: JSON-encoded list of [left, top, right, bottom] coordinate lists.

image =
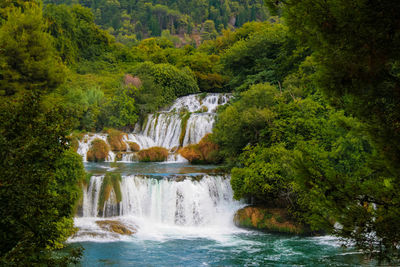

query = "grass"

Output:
[[137, 147, 169, 162]]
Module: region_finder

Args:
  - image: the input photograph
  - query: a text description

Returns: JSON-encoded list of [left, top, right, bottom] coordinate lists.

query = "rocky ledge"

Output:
[[233, 206, 309, 235], [95, 220, 137, 235]]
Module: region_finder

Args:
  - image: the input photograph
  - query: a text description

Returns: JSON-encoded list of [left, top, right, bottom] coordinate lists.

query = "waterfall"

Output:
[[182, 114, 215, 146], [142, 113, 182, 149], [80, 175, 241, 227], [76, 93, 231, 162]]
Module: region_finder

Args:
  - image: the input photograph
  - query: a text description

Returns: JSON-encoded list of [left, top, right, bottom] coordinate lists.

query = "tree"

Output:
[[0, 2, 85, 264], [0, 93, 84, 265], [220, 21, 306, 91], [0, 2, 66, 96], [265, 0, 400, 259]]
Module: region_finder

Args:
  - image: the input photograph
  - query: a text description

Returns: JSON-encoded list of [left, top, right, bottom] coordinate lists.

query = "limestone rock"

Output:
[[95, 220, 137, 235]]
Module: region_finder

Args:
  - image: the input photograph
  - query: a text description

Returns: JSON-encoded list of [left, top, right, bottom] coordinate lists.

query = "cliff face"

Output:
[[233, 206, 310, 235]]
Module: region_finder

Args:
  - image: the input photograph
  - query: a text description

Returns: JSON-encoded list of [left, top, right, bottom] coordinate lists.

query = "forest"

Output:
[[1, 0, 400, 264]]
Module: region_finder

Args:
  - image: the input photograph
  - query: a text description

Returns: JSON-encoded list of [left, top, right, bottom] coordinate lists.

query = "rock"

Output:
[[95, 220, 137, 235], [233, 206, 309, 235]]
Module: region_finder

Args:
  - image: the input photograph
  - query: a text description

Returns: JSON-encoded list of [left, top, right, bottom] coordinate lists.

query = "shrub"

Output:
[[127, 142, 140, 152], [87, 138, 110, 162], [137, 147, 169, 162], [179, 134, 220, 164], [179, 145, 202, 163], [106, 129, 127, 151]]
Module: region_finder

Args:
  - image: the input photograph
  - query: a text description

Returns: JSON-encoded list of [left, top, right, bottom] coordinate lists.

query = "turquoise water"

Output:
[[77, 233, 372, 266], [73, 162, 373, 266]]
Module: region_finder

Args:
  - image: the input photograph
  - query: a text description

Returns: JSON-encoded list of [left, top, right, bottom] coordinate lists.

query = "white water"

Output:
[[72, 175, 244, 242], [168, 93, 231, 113], [76, 93, 231, 162]]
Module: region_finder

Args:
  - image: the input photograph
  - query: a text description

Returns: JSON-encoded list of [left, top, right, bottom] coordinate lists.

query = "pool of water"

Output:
[[75, 232, 373, 266], [72, 162, 374, 266]]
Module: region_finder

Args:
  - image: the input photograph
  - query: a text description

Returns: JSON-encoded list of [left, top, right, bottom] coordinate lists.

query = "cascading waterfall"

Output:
[[81, 175, 239, 226], [76, 93, 231, 162], [73, 174, 243, 241], [142, 113, 182, 149]]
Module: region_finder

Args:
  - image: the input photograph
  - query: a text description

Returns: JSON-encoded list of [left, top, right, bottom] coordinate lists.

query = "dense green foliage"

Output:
[[2, 0, 400, 263], [261, 0, 400, 259], [43, 0, 269, 42], [44, 4, 113, 64], [0, 1, 85, 264], [134, 61, 199, 111], [212, 0, 400, 260], [0, 2, 65, 96], [0, 93, 85, 265]]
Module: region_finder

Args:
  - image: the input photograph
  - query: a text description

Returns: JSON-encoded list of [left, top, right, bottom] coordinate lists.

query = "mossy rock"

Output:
[[87, 139, 110, 162], [234, 206, 309, 235], [127, 141, 140, 152], [106, 129, 127, 151], [95, 220, 136, 235], [137, 147, 169, 162]]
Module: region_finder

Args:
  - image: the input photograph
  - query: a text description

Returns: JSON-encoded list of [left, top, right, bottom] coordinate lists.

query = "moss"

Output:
[[98, 173, 122, 214], [179, 111, 191, 147], [106, 129, 127, 151], [115, 152, 123, 161], [234, 206, 309, 235], [87, 139, 110, 162], [127, 142, 140, 152], [195, 106, 208, 113], [137, 147, 169, 162]]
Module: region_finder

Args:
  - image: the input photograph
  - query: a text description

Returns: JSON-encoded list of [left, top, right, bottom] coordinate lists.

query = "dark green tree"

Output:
[[0, 2, 66, 96], [0, 1, 85, 264]]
